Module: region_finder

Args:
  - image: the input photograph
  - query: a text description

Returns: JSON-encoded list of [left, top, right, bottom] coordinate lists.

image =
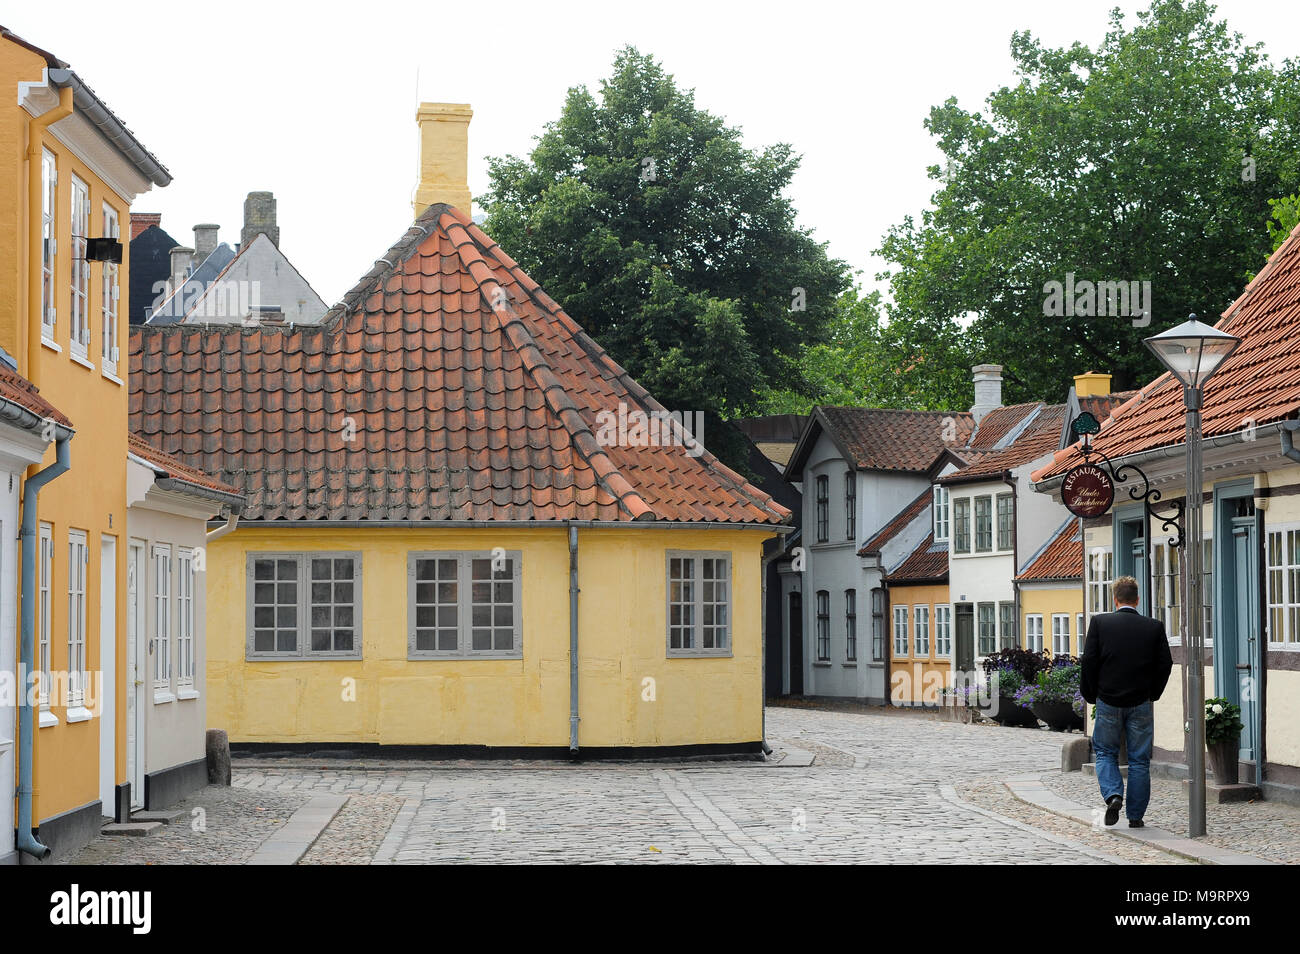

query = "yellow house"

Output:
[[885, 539, 952, 706], [1015, 518, 1084, 657], [128, 104, 790, 754], [2, 27, 170, 861]]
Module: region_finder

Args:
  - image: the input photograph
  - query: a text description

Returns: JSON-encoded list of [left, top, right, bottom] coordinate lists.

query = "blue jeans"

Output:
[[1092, 700, 1154, 821]]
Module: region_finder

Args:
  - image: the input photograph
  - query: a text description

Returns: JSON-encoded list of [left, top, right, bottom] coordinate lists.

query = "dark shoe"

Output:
[[1129, 819, 1145, 828], [1104, 795, 1123, 826]]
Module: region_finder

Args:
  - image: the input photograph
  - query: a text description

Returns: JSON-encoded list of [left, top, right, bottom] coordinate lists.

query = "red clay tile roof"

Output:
[[129, 204, 789, 525], [1016, 519, 1082, 582], [942, 405, 1068, 482], [128, 434, 242, 500], [967, 402, 1040, 450], [1079, 391, 1137, 424], [0, 365, 71, 429], [858, 488, 931, 555], [887, 534, 949, 583], [1035, 226, 1300, 481], [799, 406, 975, 476]]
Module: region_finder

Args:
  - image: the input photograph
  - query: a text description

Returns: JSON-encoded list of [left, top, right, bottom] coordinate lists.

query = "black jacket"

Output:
[[1080, 607, 1173, 707]]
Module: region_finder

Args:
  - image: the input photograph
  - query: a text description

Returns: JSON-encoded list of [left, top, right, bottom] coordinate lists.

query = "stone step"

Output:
[[1181, 779, 1261, 804], [101, 821, 163, 837], [131, 808, 185, 825]]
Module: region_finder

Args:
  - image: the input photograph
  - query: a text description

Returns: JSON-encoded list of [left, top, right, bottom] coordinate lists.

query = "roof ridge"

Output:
[[441, 211, 654, 521], [462, 218, 785, 520]]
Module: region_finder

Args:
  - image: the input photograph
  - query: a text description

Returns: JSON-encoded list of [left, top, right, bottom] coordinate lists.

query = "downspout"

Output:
[[27, 86, 74, 388], [18, 434, 71, 858], [205, 507, 241, 543], [568, 524, 579, 756]]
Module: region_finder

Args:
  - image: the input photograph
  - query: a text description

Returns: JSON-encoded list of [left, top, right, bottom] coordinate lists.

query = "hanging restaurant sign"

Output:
[[1061, 463, 1115, 518]]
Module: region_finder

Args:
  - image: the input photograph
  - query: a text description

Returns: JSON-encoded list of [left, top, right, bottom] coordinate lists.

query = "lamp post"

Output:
[[1144, 315, 1241, 837]]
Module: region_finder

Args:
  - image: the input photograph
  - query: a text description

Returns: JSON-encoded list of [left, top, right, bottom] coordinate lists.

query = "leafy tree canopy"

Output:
[[484, 47, 851, 430], [877, 0, 1300, 404]]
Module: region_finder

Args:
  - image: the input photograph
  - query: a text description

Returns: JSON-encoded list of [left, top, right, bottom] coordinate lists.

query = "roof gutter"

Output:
[[154, 477, 244, 510], [46, 69, 171, 186], [1281, 421, 1300, 464], [0, 397, 72, 443], [1033, 422, 1285, 494], [219, 519, 792, 532]]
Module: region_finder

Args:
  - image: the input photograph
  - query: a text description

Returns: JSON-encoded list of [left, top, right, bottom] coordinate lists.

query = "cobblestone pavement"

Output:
[[60, 787, 307, 865], [1044, 770, 1300, 864], [65, 706, 1283, 864]]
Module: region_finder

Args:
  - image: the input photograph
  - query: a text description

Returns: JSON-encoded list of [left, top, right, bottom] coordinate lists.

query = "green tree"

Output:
[[878, 0, 1300, 401], [483, 47, 851, 425]]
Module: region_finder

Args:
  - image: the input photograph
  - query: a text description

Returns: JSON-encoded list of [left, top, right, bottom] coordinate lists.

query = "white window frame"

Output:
[[934, 605, 952, 657], [666, 550, 732, 657], [977, 602, 996, 656], [101, 202, 120, 374], [247, 553, 364, 659], [844, 471, 856, 541], [974, 495, 993, 552], [913, 604, 930, 657], [893, 605, 909, 657], [152, 544, 171, 693], [177, 547, 195, 686], [408, 551, 523, 658], [933, 485, 950, 542], [815, 475, 829, 542], [38, 523, 53, 713], [996, 493, 1014, 551], [953, 497, 971, 554], [1086, 547, 1114, 622], [67, 531, 88, 709], [1025, 613, 1044, 653], [1265, 523, 1300, 649], [41, 149, 57, 339], [1051, 613, 1070, 655], [69, 173, 90, 358]]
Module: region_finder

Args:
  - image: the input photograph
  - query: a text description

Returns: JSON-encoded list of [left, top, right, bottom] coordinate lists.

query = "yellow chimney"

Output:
[[413, 102, 473, 216], [1074, 371, 1112, 397]]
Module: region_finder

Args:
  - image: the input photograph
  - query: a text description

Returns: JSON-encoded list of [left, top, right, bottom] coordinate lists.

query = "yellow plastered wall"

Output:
[[3, 40, 130, 822], [1019, 585, 1083, 656], [887, 582, 951, 704], [205, 526, 770, 747]]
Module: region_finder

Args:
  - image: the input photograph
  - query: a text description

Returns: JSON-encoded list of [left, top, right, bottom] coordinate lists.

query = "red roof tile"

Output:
[[128, 433, 242, 499], [942, 405, 1067, 481], [0, 365, 71, 429], [967, 402, 1040, 450], [129, 205, 789, 525], [1035, 226, 1300, 481], [794, 407, 974, 477], [858, 488, 931, 555], [887, 534, 948, 583], [1016, 520, 1082, 582]]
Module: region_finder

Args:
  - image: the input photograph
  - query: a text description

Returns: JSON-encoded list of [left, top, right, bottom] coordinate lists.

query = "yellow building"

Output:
[[2, 27, 170, 860], [128, 104, 790, 754], [1015, 518, 1084, 657]]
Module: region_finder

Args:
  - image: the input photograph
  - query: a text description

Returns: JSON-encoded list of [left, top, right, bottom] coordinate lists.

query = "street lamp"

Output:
[[1144, 315, 1241, 837]]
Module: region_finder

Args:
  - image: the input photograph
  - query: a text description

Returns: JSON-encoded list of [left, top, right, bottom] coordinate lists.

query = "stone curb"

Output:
[[245, 794, 348, 865], [938, 785, 1124, 865], [371, 797, 421, 865], [1004, 774, 1275, 866]]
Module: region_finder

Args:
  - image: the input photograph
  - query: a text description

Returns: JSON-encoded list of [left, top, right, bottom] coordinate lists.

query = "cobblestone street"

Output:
[[59, 706, 1290, 864]]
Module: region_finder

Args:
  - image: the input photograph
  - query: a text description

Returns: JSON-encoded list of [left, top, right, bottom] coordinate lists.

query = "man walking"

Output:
[[1081, 575, 1173, 828]]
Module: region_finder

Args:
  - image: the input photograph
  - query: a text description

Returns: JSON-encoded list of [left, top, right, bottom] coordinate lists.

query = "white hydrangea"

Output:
[[1211, 704, 1224, 714]]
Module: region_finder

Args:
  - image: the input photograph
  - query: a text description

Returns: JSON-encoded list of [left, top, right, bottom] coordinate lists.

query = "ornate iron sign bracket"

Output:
[[1070, 412, 1185, 549]]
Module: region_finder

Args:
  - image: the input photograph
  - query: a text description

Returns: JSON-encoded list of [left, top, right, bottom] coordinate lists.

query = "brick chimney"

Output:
[[241, 192, 279, 249], [1073, 371, 1112, 397], [970, 364, 1003, 424], [131, 212, 161, 240], [413, 102, 472, 216], [193, 223, 220, 265]]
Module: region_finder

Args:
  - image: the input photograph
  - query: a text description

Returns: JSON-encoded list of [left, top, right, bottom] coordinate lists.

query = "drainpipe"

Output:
[[27, 86, 74, 387], [17, 433, 71, 859], [568, 524, 579, 756], [205, 507, 241, 543]]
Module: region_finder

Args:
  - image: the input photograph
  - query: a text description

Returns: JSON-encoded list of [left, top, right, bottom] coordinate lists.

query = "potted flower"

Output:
[[983, 667, 1039, 727], [1205, 697, 1244, 784], [1015, 663, 1085, 731]]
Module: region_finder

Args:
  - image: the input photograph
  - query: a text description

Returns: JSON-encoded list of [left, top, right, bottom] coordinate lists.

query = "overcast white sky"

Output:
[[9, 1, 1298, 304]]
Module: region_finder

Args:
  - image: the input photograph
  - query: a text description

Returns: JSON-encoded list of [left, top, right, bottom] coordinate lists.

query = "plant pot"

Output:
[[1031, 700, 1085, 732], [985, 694, 1040, 727], [1207, 739, 1239, 785]]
